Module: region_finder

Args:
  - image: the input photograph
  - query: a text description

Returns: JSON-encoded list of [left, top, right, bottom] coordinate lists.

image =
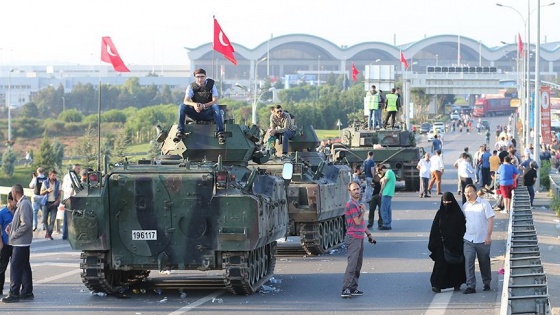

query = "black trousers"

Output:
[[9, 245, 33, 297], [460, 177, 474, 205], [0, 244, 13, 292], [384, 111, 397, 128]]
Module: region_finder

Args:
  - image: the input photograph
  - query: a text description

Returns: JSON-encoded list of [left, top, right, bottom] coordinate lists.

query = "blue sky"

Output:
[[1, 0, 558, 66]]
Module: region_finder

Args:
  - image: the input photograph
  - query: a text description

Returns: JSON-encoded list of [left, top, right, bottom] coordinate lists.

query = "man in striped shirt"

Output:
[[341, 182, 376, 299]]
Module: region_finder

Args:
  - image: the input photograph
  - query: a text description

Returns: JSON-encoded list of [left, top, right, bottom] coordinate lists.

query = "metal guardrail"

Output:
[[500, 187, 550, 315], [550, 174, 560, 200], [0, 186, 35, 204]]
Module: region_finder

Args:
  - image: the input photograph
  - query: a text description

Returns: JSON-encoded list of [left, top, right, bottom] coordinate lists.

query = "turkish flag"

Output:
[[400, 51, 409, 69], [351, 63, 359, 82], [213, 18, 237, 65], [101, 36, 130, 72], [518, 33, 525, 58]]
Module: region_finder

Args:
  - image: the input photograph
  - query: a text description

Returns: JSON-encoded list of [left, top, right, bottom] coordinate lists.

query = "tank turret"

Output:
[[333, 121, 424, 191]]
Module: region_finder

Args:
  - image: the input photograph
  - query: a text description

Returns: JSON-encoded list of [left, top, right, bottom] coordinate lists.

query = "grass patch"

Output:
[[0, 165, 36, 188], [315, 130, 342, 140]]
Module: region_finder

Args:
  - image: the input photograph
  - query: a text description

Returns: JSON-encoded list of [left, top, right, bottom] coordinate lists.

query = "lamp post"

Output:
[[496, 1, 555, 149], [478, 40, 482, 66], [435, 54, 438, 66], [8, 68, 14, 143], [62, 96, 66, 112], [252, 57, 267, 125]]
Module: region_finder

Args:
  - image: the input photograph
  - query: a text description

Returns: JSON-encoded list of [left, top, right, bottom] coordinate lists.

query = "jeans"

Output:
[[277, 129, 295, 154], [420, 176, 429, 196], [369, 109, 380, 129], [32, 195, 44, 229], [178, 104, 224, 133], [342, 235, 364, 292], [463, 240, 491, 290], [380, 195, 392, 228], [526, 185, 535, 206], [9, 246, 33, 297], [43, 203, 57, 235], [481, 167, 490, 187]]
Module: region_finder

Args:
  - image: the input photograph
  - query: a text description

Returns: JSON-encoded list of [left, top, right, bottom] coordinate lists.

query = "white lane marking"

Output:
[[32, 244, 74, 252], [425, 290, 453, 315], [167, 290, 225, 314], [34, 269, 82, 285]]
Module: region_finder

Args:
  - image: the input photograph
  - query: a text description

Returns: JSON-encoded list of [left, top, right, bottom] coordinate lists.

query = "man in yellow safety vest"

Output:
[[366, 85, 380, 129], [383, 88, 400, 129]]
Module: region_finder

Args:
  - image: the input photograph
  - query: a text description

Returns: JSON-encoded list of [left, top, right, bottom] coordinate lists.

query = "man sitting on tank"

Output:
[[268, 105, 296, 158], [176, 68, 226, 144]]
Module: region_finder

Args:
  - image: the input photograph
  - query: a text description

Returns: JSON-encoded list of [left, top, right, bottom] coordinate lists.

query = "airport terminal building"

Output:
[[1, 34, 560, 108]]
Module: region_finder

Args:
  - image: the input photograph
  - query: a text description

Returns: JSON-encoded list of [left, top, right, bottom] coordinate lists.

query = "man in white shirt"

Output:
[[61, 164, 81, 240], [454, 153, 475, 204], [462, 184, 495, 294], [427, 150, 444, 195], [416, 153, 431, 198]]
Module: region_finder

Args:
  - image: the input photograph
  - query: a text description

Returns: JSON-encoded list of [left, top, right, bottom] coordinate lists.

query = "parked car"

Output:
[[419, 123, 432, 134], [450, 111, 460, 120], [427, 128, 444, 142], [432, 122, 445, 133]]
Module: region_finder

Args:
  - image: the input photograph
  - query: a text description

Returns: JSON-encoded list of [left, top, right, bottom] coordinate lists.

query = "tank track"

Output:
[[223, 242, 277, 295], [403, 165, 420, 191], [80, 251, 149, 295], [300, 215, 346, 256], [80, 244, 277, 296]]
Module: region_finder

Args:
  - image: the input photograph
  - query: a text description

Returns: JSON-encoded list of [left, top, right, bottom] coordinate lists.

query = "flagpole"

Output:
[[97, 75, 101, 173]]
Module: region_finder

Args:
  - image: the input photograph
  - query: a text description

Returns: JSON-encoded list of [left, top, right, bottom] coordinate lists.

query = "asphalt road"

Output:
[[1, 115, 514, 315]]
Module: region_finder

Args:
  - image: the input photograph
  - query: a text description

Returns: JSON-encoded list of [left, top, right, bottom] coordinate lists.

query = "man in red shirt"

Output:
[[341, 182, 376, 298]]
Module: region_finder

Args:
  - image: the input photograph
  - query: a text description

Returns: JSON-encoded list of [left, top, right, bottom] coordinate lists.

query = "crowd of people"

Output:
[[0, 164, 86, 302]]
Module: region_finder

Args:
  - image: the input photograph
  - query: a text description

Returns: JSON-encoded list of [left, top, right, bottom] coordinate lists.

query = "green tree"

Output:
[[1, 146, 18, 177], [52, 140, 65, 167], [34, 133, 57, 171], [73, 126, 98, 169], [59, 109, 84, 123]]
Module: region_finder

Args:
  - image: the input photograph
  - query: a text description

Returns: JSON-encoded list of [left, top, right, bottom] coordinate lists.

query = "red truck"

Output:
[[473, 97, 513, 117]]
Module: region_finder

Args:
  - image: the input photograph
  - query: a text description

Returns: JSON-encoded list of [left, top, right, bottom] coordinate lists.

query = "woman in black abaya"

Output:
[[428, 192, 467, 292]]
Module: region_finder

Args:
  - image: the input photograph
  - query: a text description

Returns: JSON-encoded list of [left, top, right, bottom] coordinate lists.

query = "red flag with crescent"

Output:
[[400, 51, 409, 69], [213, 17, 237, 65], [101, 36, 130, 72], [351, 63, 359, 82], [518, 33, 525, 58]]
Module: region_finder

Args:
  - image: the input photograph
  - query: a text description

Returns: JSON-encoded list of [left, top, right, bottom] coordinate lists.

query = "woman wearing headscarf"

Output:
[[428, 192, 467, 293]]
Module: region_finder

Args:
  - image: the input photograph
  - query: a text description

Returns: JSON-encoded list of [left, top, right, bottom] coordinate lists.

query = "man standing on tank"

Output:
[[341, 182, 376, 298], [2, 184, 34, 303], [383, 88, 399, 129], [176, 68, 226, 144]]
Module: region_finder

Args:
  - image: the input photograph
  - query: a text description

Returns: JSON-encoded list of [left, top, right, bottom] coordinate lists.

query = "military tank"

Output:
[[332, 121, 424, 191], [259, 124, 352, 256], [65, 117, 290, 295]]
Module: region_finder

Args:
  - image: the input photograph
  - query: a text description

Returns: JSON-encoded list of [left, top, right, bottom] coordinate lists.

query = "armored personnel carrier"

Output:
[[333, 121, 424, 191], [65, 119, 290, 295], [260, 124, 352, 255]]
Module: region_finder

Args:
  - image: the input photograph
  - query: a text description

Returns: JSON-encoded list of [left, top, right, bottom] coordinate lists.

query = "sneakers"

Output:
[[351, 289, 363, 296], [341, 289, 352, 298], [432, 287, 441, 293], [1, 295, 19, 303], [173, 131, 189, 143], [483, 284, 491, 291], [217, 132, 226, 145], [341, 289, 363, 298]]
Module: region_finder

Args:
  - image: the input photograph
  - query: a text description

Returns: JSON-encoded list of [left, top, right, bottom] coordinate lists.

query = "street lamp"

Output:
[[8, 68, 14, 143], [435, 54, 438, 66], [252, 57, 268, 125], [62, 96, 66, 112], [496, 1, 555, 149]]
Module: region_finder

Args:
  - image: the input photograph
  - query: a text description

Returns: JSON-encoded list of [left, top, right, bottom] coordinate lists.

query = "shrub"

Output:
[[539, 160, 551, 191], [550, 195, 560, 217]]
